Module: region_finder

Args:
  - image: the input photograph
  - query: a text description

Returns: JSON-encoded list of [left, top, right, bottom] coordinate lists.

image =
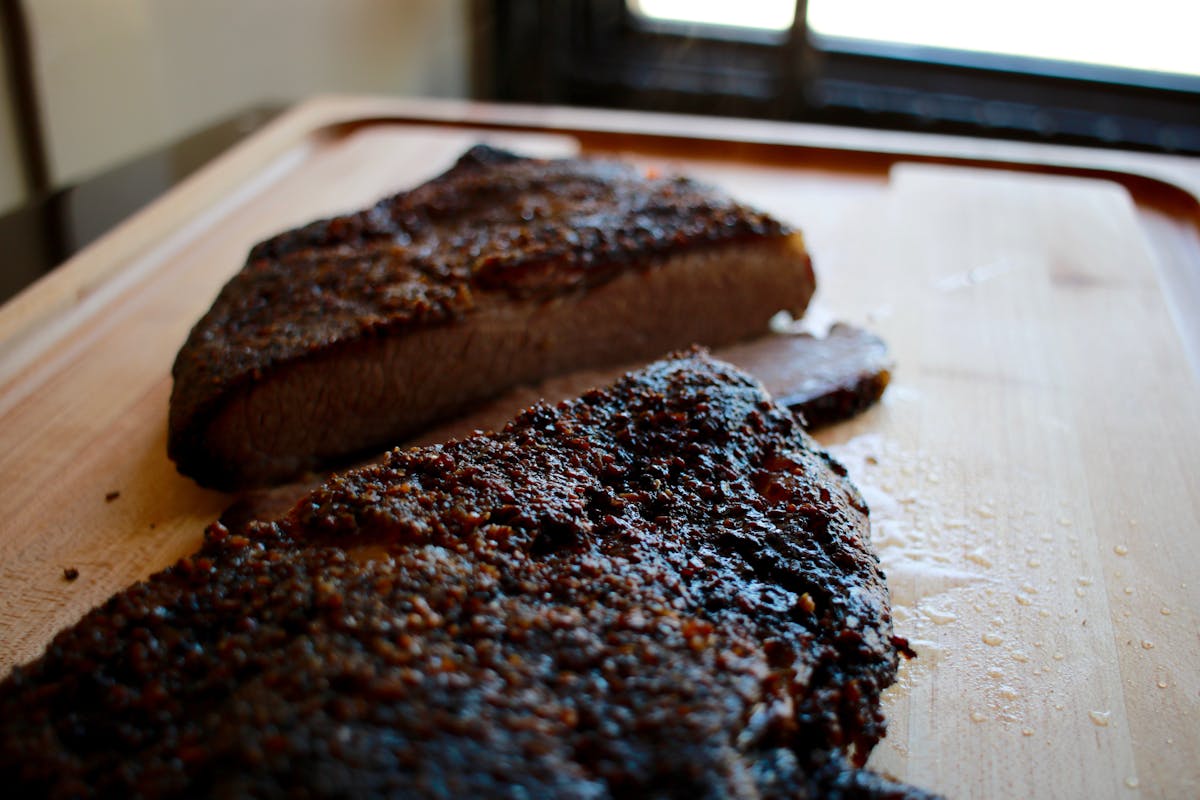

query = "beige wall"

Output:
[[8, 0, 469, 195]]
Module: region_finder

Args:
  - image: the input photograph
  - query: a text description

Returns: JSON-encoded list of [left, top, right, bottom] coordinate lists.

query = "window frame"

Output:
[[479, 0, 1200, 155]]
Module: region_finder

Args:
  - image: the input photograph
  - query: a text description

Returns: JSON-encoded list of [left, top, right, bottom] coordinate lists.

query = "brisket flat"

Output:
[[2, 351, 931, 798], [169, 145, 815, 490]]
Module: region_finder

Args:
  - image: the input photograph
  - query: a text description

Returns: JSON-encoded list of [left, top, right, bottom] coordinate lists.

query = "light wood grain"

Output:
[[811, 164, 1200, 797], [1, 100, 1198, 798]]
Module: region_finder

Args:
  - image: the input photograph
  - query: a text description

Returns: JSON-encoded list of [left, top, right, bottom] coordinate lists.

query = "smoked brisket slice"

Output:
[[2, 351, 932, 799], [169, 145, 815, 490]]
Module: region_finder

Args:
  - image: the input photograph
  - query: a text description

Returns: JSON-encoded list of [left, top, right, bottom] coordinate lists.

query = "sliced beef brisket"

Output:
[[169, 146, 814, 489]]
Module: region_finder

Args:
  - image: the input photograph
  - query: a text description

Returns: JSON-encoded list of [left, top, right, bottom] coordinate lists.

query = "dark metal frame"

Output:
[[0, 0, 49, 194]]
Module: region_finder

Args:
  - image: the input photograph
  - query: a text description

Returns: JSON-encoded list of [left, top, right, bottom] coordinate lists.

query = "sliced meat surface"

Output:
[[170, 145, 815, 490], [221, 324, 894, 531], [407, 323, 893, 446], [722, 323, 893, 428], [2, 351, 932, 799]]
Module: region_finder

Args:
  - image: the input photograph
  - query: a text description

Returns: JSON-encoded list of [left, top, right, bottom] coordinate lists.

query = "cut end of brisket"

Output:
[[3, 351, 934, 798], [723, 323, 894, 429], [168, 146, 816, 490]]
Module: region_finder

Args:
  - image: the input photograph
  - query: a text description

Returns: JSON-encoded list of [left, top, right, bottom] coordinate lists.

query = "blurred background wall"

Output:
[[0, 0, 470, 214], [1, 0, 1196, 223]]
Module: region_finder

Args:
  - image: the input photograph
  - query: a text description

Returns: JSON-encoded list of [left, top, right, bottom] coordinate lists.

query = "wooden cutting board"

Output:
[[1, 98, 1197, 798]]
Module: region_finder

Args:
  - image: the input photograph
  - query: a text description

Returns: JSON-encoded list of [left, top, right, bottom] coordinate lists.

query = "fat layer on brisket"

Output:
[[4, 351, 930, 798]]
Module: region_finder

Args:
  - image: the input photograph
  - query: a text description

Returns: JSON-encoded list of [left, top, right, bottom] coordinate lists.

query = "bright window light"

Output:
[[807, 0, 1200, 77], [630, 0, 796, 32]]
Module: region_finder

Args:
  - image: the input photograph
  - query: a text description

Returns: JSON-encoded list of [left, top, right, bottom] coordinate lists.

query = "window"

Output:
[[481, 1, 1200, 154], [628, 0, 795, 39], [807, 0, 1200, 83]]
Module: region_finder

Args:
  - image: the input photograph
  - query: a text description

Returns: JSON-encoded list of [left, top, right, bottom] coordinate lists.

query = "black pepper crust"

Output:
[[3, 351, 934, 799], [168, 145, 794, 485]]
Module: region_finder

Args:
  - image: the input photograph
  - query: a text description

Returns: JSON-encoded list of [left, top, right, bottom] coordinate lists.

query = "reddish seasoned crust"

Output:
[[168, 145, 798, 487], [244, 144, 788, 293], [1, 352, 933, 799]]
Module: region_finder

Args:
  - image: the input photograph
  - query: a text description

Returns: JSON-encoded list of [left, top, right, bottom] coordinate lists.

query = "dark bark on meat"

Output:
[[3, 351, 933, 799]]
